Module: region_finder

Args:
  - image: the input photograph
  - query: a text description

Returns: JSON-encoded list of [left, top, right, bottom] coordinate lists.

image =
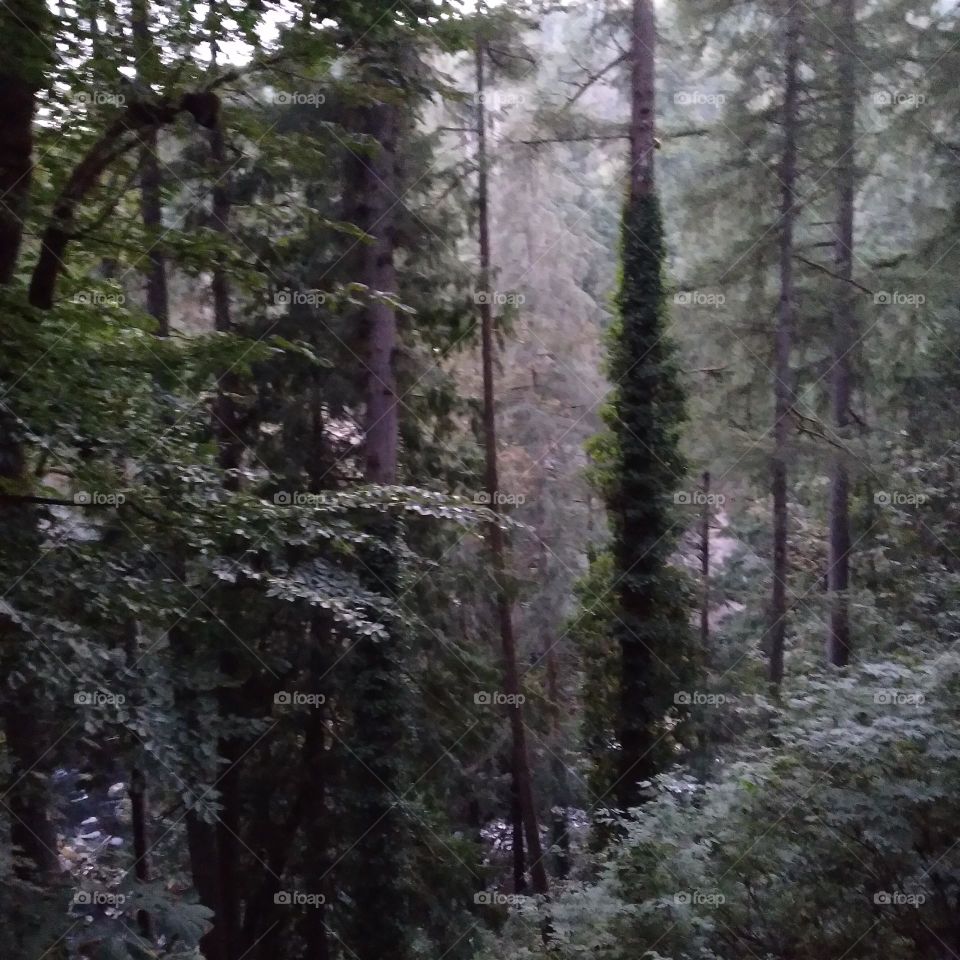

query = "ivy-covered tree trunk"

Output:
[[768, 0, 801, 687], [612, 0, 691, 812], [475, 35, 549, 896], [826, 0, 857, 668]]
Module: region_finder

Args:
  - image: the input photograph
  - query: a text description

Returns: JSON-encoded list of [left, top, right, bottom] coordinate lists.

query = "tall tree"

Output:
[[768, 0, 802, 686], [610, 0, 692, 810], [825, 0, 857, 668], [347, 55, 410, 960], [0, 0, 61, 916], [131, 0, 170, 334], [474, 28, 549, 895]]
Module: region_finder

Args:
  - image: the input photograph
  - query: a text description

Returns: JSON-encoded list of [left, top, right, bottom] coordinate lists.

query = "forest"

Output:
[[0, 0, 958, 956]]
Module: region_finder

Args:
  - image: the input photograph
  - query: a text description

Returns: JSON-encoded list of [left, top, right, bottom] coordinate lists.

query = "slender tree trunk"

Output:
[[360, 100, 400, 486], [475, 38, 549, 897], [206, 70, 244, 960], [349, 84, 409, 960], [768, 0, 801, 687], [0, 1, 44, 283], [131, 0, 169, 335], [700, 470, 711, 655], [127, 9, 164, 940], [826, 0, 857, 668], [628, 0, 657, 199], [545, 646, 569, 881], [0, 1, 60, 910], [130, 767, 154, 940]]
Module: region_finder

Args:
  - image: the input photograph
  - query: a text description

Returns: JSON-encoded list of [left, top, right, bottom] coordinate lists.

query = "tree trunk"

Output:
[[0, 1, 44, 283], [628, 0, 657, 199], [360, 100, 400, 485], [131, 0, 169, 335], [700, 470, 711, 655], [206, 72, 244, 959], [349, 83, 409, 960], [768, 0, 801, 687], [545, 646, 569, 881], [130, 767, 154, 941], [475, 37, 549, 897], [0, 0, 59, 908], [826, 0, 857, 668]]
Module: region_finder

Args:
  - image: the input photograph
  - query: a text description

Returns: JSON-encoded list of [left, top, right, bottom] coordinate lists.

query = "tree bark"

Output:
[[826, 0, 857, 668], [545, 645, 569, 881], [360, 101, 400, 484], [131, 0, 170, 335], [768, 0, 802, 687], [628, 0, 657, 200], [348, 77, 409, 960], [475, 37, 549, 897], [0, 0, 60, 906], [0, 0, 45, 283], [700, 470, 711, 655], [130, 767, 154, 941]]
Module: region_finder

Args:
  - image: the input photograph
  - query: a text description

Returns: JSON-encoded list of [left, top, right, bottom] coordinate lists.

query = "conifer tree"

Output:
[[608, 0, 693, 810]]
